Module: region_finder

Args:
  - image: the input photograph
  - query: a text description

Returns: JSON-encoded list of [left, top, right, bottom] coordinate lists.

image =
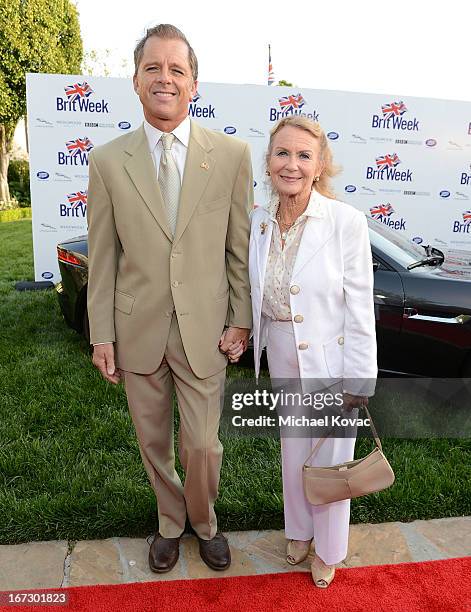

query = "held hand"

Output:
[[219, 327, 250, 363], [343, 393, 368, 413], [92, 343, 121, 384]]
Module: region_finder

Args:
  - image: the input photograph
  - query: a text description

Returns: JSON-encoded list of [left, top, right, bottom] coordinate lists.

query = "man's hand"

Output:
[[219, 327, 250, 364], [343, 393, 368, 412], [92, 343, 121, 384]]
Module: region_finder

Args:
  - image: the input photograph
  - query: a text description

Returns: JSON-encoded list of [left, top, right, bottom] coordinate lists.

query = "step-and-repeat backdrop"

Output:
[[26, 73, 471, 282]]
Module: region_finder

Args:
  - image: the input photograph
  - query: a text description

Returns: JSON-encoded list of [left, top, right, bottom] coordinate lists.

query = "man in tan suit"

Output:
[[87, 24, 252, 573]]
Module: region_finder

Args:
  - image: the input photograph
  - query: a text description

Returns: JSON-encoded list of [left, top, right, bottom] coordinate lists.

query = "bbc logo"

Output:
[[469, 122, 471, 135]]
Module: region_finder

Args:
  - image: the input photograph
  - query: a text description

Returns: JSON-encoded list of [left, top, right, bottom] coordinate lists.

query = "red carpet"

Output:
[[1, 557, 469, 612]]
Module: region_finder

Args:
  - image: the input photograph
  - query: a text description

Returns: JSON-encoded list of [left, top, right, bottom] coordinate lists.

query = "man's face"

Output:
[[133, 36, 197, 130]]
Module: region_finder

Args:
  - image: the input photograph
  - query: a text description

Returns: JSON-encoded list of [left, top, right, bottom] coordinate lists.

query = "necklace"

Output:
[[276, 205, 297, 240]]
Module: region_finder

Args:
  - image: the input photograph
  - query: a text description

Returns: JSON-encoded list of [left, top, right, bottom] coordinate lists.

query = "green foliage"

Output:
[[0, 207, 31, 222], [7, 159, 30, 205], [278, 80, 294, 87], [0, 0, 83, 125]]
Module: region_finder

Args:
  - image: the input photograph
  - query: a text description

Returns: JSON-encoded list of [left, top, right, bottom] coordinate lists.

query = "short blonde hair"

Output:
[[265, 116, 340, 199]]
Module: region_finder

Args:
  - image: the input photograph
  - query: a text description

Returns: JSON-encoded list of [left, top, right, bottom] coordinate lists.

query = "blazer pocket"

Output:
[[114, 289, 135, 315], [197, 195, 230, 215], [322, 335, 344, 378]]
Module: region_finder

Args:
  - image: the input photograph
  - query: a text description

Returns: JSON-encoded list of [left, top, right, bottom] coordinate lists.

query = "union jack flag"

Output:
[[376, 153, 400, 170], [64, 82, 93, 102], [381, 101, 407, 119], [463, 211, 471, 225], [370, 203, 394, 218], [268, 44, 275, 86], [67, 191, 88, 208], [66, 137, 94, 156], [279, 93, 306, 112]]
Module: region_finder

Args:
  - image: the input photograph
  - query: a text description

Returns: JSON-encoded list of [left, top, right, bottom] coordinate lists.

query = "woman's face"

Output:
[[268, 126, 323, 201]]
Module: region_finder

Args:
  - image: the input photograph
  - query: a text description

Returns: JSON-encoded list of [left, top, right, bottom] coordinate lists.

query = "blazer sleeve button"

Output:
[[294, 315, 304, 323], [298, 342, 309, 350], [338, 336, 344, 345], [290, 285, 300, 295]]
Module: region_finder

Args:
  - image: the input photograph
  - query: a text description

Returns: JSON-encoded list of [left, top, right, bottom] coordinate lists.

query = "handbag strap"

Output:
[[303, 404, 383, 466]]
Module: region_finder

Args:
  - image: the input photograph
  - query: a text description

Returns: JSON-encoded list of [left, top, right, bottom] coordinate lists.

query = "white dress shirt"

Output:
[[143, 116, 190, 183]]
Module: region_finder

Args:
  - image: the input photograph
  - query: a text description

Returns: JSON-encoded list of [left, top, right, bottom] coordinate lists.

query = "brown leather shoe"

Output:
[[198, 532, 231, 571], [148, 533, 180, 573]]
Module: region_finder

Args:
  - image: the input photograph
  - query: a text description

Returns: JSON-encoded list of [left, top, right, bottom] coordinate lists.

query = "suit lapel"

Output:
[[292, 192, 334, 279], [124, 125, 173, 242], [173, 121, 215, 244]]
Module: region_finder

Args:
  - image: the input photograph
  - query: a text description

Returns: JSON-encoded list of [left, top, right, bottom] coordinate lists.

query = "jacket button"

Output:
[[338, 336, 344, 345], [290, 285, 300, 295], [298, 342, 308, 350], [172, 280, 179, 288], [294, 315, 304, 323]]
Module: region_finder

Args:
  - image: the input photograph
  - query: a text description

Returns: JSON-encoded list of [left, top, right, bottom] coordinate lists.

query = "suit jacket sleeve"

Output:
[[86, 150, 121, 344], [342, 212, 378, 395], [225, 142, 253, 329]]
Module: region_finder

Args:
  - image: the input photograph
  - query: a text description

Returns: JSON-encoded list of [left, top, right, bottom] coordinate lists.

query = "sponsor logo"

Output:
[[448, 141, 463, 150], [327, 131, 339, 140], [37, 171, 49, 180], [394, 138, 422, 146], [453, 211, 471, 233], [370, 203, 406, 231], [58, 137, 93, 167], [35, 117, 53, 127], [412, 236, 423, 244], [454, 191, 469, 200], [41, 223, 57, 230], [188, 92, 216, 119], [118, 121, 131, 130], [269, 93, 319, 122], [440, 190, 451, 198], [224, 126, 237, 134], [360, 186, 376, 195], [366, 153, 412, 182], [249, 128, 264, 137], [41, 272, 53, 280], [56, 81, 110, 113], [403, 190, 431, 197], [371, 101, 420, 131], [54, 172, 72, 182], [345, 185, 356, 193], [254, 180, 257, 188], [59, 190, 88, 217], [425, 139, 437, 147], [351, 134, 367, 144]]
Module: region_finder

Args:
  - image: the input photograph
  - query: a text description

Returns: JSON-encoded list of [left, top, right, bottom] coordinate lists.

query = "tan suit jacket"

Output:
[[87, 121, 253, 378]]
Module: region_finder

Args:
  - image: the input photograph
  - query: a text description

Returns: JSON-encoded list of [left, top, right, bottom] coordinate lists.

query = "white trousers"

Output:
[[266, 320, 356, 565]]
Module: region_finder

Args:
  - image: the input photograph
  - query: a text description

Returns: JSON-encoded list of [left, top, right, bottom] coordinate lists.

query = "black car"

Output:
[[56, 217, 471, 377]]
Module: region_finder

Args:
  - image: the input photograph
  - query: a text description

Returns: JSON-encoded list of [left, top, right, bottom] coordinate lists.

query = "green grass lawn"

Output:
[[0, 220, 469, 544]]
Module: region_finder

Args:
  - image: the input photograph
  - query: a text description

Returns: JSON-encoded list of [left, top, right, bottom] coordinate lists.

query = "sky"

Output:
[[74, 0, 471, 102]]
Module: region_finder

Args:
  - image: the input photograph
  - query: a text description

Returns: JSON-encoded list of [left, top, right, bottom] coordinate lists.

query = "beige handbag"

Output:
[[302, 405, 395, 505]]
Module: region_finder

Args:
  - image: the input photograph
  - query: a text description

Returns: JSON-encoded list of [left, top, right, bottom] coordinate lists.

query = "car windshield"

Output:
[[367, 217, 426, 269]]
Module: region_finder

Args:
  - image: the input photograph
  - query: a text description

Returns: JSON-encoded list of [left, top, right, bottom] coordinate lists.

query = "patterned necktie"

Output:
[[158, 132, 180, 236]]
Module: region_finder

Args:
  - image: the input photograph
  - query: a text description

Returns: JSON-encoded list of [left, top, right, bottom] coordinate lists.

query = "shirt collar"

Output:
[[267, 188, 326, 221], [143, 116, 191, 152]]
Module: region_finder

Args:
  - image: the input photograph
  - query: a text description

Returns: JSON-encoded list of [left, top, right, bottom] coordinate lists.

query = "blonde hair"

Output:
[[265, 116, 340, 199], [134, 24, 198, 81]]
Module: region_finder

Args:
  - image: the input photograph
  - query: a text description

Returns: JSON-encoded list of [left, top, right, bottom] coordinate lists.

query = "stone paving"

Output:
[[0, 517, 469, 590]]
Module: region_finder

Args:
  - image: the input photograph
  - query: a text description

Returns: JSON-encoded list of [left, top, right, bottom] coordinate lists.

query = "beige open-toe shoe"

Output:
[[286, 538, 313, 565], [311, 554, 336, 588]]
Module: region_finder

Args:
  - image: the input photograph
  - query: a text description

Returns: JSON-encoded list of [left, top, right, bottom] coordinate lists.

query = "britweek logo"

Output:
[[366, 153, 412, 182], [56, 82, 110, 113], [59, 190, 88, 217], [58, 137, 94, 166], [369, 203, 406, 230], [371, 101, 419, 131], [269, 93, 319, 122], [460, 165, 471, 185], [453, 211, 471, 233], [188, 91, 215, 119]]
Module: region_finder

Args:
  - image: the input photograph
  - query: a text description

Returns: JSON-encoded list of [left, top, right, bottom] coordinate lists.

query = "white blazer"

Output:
[[249, 189, 377, 393]]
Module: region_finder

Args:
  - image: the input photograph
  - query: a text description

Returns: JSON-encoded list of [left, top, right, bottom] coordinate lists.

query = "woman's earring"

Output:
[[314, 175, 320, 182], [266, 170, 271, 176]]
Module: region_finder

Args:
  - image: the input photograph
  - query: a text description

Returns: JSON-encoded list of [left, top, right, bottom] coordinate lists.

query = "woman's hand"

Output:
[[342, 393, 368, 412]]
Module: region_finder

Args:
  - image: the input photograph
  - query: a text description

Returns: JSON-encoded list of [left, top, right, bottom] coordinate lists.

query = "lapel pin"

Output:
[[260, 222, 268, 235], [200, 161, 209, 170]]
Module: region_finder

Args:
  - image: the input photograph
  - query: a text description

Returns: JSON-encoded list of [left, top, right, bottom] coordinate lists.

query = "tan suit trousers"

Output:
[[123, 313, 225, 540]]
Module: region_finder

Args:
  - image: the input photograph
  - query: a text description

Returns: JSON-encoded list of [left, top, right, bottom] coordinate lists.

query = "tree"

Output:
[[0, 0, 83, 203], [278, 80, 294, 87]]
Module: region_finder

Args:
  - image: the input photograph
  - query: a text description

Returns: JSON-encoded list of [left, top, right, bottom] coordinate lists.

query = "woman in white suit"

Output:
[[244, 116, 377, 587]]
